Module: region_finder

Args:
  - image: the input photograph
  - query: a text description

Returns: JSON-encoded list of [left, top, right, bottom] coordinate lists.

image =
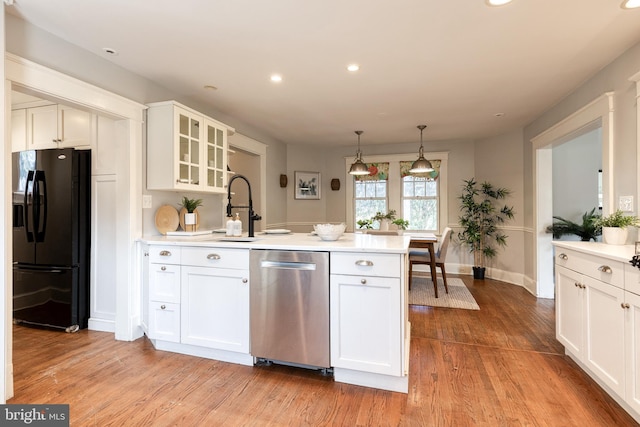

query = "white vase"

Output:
[[602, 226, 628, 245], [184, 212, 196, 225], [379, 219, 390, 231]]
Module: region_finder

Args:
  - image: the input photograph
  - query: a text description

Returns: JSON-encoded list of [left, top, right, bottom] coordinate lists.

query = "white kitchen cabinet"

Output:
[[148, 246, 182, 343], [11, 109, 27, 152], [25, 104, 94, 150], [624, 289, 640, 414], [181, 265, 250, 353], [146, 101, 232, 193], [555, 245, 632, 411], [555, 251, 626, 397], [330, 252, 403, 377]]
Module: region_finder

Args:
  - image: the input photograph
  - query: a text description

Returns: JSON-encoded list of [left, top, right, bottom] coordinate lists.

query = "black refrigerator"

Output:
[[12, 148, 91, 332]]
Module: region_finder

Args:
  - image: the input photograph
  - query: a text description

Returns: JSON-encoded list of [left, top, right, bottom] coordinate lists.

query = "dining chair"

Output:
[[409, 227, 452, 298]]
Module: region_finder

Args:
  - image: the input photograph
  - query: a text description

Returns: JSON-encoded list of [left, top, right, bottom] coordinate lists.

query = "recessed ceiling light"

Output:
[[270, 74, 283, 82], [485, 0, 513, 6], [102, 47, 118, 55], [203, 85, 217, 91], [347, 64, 360, 72], [494, 112, 505, 117], [621, 0, 640, 9]]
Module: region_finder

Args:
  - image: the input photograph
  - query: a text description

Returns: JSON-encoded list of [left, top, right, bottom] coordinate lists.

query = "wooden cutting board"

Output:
[[155, 205, 179, 235]]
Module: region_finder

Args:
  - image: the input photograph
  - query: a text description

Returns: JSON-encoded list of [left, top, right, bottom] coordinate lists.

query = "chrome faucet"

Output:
[[226, 174, 261, 237]]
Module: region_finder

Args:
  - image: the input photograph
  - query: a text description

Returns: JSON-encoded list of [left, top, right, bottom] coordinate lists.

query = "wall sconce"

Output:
[[279, 174, 288, 188], [331, 179, 340, 191]]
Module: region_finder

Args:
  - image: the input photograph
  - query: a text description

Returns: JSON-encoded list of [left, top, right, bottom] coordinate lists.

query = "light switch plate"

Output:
[[142, 195, 152, 209], [619, 195, 633, 212]]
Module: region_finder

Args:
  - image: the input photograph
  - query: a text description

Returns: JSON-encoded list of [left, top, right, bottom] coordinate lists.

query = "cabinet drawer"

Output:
[[149, 246, 181, 264], [555, 249, 623, 288], [182, 247, 249, 270], [149, 264, 181, 303], [330, 252, 401, 278], [625, 263, 640, 296]]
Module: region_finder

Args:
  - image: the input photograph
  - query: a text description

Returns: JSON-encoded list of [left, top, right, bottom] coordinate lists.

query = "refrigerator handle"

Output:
[[34, 170, 47, 243], [24, 170, 35, 243]]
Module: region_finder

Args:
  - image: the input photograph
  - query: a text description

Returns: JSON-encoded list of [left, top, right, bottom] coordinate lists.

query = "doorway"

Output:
[[532, 93, 614, 298]]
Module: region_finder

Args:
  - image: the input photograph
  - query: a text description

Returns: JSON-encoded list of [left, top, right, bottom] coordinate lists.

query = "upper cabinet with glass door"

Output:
[[147, 101, 234, 193]]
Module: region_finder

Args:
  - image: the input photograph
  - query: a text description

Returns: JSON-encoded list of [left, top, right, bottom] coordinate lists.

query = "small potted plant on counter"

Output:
[[179, 196, 203, 231], [392, 218, 410, 234], [372, 209, 397, 231], [357, 219, 373, 232], [594, 209, 639, 245]]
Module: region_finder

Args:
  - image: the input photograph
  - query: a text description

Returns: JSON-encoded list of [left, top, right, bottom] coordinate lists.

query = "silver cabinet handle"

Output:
[[207, 253, 221, 260], [242, 278, 248, 283], [160, 304, 166, 310], [161, 266, 166, 271], [621, 303, 631, 309], [558, 253, 568, 260], [159, 250, 171, 257], [361, 278, 367, 284], [598, 265, 612, 274], [355, 260, 373, 266]]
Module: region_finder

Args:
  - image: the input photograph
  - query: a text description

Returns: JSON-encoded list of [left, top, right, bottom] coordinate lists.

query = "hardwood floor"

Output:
[[9, 276, 639, 426]]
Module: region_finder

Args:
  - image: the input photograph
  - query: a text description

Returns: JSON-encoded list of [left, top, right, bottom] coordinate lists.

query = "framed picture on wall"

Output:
[[294, 171, 321, 200]]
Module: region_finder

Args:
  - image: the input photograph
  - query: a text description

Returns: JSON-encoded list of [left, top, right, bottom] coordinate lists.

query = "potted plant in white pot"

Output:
[[372, 209, 397, 231], [594, 209, 639, 245], [457, 178, 515, 280], [179, 196, 203, 232]]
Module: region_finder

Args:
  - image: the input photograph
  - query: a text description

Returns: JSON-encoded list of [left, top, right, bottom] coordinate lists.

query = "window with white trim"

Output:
[[345, 153, 448, 233]]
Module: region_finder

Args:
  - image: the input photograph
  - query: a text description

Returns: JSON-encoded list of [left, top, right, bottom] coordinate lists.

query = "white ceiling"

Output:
[[7, 1, 640, 147]]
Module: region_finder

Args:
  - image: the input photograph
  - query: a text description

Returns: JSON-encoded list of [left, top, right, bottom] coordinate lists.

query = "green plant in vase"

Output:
[[179, 196, 203, 231]]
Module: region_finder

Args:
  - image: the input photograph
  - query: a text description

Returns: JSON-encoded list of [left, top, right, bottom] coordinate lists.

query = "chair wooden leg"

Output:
[[440, 263, 449, 294], [408, 261, 413, 290], [432, 268, 438, 298]]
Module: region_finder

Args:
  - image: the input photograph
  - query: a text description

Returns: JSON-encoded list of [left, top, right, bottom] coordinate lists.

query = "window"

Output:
[[402, 174, 438, 231], [345, 153, 448, 233]]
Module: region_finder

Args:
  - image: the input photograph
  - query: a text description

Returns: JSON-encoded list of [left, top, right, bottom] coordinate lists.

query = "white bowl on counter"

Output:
[[313, 223, 346, 241]]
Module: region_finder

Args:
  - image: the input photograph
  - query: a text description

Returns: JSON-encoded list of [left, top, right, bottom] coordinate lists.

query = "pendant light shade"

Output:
[[410, 125, 434, 173], [349, 130, 369, 175]]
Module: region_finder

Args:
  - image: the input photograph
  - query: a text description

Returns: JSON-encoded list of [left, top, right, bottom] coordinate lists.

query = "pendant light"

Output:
[[349, 130, 369, 175], [409, 125, 434, 173]]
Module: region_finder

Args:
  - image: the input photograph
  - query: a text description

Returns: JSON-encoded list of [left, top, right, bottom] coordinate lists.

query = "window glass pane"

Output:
[[403, 199, 438, 231], [376, 181, 387, 197], [355, 182, 366, 198], [403, 180, 414, 197], [425, 181, 437, 197]]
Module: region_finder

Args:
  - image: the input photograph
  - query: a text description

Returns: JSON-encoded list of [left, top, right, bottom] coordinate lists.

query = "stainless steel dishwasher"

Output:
[[250, 249, 330, 369]]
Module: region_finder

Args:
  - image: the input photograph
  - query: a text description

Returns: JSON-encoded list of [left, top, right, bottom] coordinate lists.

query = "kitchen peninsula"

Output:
[[141, 232, 412, 393]]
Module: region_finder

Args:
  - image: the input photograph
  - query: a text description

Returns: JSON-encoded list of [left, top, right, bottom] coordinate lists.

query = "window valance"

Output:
[[354, 162, 389, 181], [400, 160, 441, 180]]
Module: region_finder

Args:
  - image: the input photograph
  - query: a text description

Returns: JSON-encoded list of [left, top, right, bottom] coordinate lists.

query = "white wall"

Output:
[[552, 128, 602, 226]]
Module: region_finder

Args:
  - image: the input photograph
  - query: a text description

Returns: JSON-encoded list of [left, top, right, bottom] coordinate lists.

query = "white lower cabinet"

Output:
[[554, 244, 640, 422], [329, 251, 407, 394], [148, 247, 181, 343], [330, 273, 401, 376], [149, 301, 181, 343], [181, 265, 249, 353]]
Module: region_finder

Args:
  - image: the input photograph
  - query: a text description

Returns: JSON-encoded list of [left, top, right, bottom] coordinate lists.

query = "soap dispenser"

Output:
[[226, 214, 234, 236], [233, 213, 242, 237]]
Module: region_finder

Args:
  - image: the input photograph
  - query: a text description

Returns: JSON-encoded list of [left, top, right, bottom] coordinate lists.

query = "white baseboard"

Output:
[[88, 318, 115, 333]]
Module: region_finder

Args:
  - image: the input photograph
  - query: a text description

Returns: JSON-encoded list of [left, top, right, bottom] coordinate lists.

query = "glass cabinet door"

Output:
[[205, 120, 226, 190], [178, 111, 201, 186]]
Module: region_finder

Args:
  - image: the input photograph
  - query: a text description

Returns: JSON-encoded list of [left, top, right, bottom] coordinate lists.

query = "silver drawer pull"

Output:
[[621, 303, 631, 309], [159, 250, 171, 257], [161, 266, 166, 271], [355, 260, 373, 267], [242, 278, 248, 283], [361, 279, 367, 284], [598, 265, 612, 274], [558, 253, 568, 260], [160, 304, 166, 310], [207, 253, 221, 260]]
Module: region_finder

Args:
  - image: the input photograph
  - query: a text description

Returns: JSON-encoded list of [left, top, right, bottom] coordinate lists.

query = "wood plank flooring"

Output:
[[9, 276, 639, 426]]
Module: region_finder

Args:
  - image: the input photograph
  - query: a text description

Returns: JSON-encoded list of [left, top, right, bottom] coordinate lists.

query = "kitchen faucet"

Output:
[[226, 174, 261, 237]]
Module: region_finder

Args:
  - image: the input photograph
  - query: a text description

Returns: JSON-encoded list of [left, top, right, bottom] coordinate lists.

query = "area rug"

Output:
[[409, 277, 480, 310]]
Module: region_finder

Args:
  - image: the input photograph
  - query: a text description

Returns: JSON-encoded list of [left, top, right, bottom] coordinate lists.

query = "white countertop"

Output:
[[552, 240, 635, 263], [142, 232, 412, 254]]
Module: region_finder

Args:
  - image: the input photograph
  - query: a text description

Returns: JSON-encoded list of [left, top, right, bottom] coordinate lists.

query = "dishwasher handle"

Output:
[[260, 260, 317, 271]]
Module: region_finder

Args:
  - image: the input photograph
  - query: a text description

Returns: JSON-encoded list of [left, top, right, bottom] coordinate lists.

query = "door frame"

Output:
[[531, 92, 614, 298], [3, 53, 146, 399]]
